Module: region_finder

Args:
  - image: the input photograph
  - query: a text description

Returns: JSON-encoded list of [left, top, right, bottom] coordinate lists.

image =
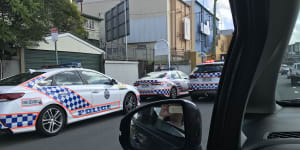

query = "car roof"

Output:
[[149, 70, 180, 74], [30, 68, 98, 74]]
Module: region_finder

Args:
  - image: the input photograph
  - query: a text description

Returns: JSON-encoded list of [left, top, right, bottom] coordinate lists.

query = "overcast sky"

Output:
[[289, 15, 300, 44]]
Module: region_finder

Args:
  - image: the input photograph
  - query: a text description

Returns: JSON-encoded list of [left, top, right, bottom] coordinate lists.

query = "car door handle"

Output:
[[92, 90, 100, 93]]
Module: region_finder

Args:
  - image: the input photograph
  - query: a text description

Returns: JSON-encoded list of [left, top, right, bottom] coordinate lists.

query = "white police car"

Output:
[[0, 64, 140, 136], [134, 70, 189, 100], [189, 61, 224, 100]]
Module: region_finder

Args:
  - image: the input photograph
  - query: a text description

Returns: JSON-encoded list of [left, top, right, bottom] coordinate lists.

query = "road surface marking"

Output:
[[293, 87, 297, 88], [295, 91, 299, 94]]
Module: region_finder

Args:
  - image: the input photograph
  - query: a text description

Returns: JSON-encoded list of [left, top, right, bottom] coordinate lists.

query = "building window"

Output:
[[86, 19, 95, 30]]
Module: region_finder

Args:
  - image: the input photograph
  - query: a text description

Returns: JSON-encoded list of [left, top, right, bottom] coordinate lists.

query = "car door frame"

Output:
[[176, 71, 189, 93], [207, 0, 300, 150], [78, 70, 121, 106]]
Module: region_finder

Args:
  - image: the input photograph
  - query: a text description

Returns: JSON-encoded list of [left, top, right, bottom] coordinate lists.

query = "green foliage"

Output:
[[0, 0, 49, 49], [44, 0, 88, 39], [0, 0, 88, 58]]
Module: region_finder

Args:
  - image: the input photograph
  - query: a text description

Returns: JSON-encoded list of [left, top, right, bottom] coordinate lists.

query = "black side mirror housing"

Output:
[[119, 99, 202, 150], [111, 79, 118, 85]]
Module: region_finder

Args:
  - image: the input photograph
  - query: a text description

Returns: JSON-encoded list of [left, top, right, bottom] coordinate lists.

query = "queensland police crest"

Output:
[[104, 89, 110, 99]]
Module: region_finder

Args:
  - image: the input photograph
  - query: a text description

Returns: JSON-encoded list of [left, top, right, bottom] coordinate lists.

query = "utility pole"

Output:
[[212, 0, 217, 57], [124, 0, 128, 61]]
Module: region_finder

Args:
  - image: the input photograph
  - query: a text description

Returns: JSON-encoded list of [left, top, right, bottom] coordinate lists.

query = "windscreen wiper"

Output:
[[276, 99, 300, 107]]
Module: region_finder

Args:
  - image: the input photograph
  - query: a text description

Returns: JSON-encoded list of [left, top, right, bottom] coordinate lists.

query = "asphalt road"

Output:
[[0, 96, 214, 150], [276, 74, 300, 100]]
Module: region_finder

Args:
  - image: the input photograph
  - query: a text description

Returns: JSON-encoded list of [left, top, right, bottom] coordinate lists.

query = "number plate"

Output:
[[202, 78, 212, 82]]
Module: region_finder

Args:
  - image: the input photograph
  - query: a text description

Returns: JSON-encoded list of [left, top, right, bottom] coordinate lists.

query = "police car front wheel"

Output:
[[123, 93, 138, 114], [36, 105, 66, 136]]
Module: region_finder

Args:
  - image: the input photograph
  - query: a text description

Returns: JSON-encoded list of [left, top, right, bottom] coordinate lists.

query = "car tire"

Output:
[[36, 105, 66, 136], [191, 94, 198, 101], [123, 93, 138, 114], [170, 87, 177, 99]]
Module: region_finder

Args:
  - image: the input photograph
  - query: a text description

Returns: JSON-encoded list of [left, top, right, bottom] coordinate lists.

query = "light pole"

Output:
[[124, 0, 128, 61]]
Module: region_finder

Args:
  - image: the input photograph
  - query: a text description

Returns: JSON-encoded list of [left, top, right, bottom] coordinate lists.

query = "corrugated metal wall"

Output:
[[25, 49, 104, 72], [127, 16, 168, 43]]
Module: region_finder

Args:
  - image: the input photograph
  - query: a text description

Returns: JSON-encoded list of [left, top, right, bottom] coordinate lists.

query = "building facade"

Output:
[[81, 13, 103, 48], [193, 0, 219, 55], [79, 0, 193, 65], [215, 29, 233, 61]]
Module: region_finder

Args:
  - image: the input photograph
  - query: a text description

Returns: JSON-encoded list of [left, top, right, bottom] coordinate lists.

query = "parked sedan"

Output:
[[0, 65, 139, 136], [280, 64, 290, 75], [134, 71, 189, 100]]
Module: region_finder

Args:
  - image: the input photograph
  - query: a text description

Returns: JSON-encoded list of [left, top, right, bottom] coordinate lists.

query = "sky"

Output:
[[289, 14, 300, 44]]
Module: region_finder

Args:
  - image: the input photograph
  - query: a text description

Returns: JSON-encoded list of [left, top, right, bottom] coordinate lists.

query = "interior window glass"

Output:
[[38, 77, 53, 86], [54, 72, 83, 86], [178, 71, 188, 79], [277, 12, 300, 101], [171, 72, 180, 79], [81, 71, 111, 85]]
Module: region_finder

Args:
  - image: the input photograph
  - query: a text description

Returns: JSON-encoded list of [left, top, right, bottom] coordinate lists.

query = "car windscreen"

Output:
[[141, 72, 167, 79], [0, 72, 45, 86], [193, 64, 223, 73]]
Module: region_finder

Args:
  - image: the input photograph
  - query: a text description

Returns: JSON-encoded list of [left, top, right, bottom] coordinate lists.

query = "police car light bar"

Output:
[[204, 60, 215, 63], [42, 62, 82, 69]]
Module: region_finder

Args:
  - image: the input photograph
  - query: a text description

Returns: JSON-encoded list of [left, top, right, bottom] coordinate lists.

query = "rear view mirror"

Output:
[[119, 99, 202, 150]]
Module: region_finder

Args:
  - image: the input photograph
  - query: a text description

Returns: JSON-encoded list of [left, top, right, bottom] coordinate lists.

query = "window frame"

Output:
[[52, 71, 85, 86], [79, 70, 112, 85]]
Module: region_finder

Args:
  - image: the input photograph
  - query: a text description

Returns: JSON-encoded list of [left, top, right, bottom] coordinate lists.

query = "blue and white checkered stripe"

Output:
[[35, 86, 90, 110], [0, 113, 38, 129], [23, 76, 46, 88], [192, 72, 222, 78], [139, 89, 170, 95], [189, 83, 219, 90], [136, 80, 159, 84], [23, 76, 91, 111]]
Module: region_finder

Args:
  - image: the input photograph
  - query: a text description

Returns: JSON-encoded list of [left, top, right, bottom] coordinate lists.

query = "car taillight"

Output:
[[0, 93, 25, 101], [189, 75, 197, 79]]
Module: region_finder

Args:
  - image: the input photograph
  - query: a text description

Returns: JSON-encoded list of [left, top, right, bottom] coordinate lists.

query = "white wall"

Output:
[[2, 60, 20, 78], [105, 61, 139, 85]]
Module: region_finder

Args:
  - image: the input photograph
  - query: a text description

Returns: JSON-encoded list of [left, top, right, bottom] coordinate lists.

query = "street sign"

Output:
[[154, 39, 171, 70], [105, 0, 130, 42], [184, 17, 191, 40], [50, 28, 58, 42], [50, 28, 59, 64], [154, 40, 169, 56]]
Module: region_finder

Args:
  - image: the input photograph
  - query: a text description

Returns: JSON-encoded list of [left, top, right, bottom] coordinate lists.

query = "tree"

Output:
[[44, 0, 88, 39], [0, 0, 87, 78], [0, 0, 49, 50]]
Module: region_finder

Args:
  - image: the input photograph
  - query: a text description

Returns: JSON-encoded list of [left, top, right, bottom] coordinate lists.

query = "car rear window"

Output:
[[0, 72, 45, 86], [193, 64, 223, 73], [141, 72, 167, 79]]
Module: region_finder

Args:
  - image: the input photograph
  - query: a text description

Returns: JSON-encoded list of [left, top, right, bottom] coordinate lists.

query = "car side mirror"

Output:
[[119, 99, 202, 150], [110, 79, 118, 85]]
